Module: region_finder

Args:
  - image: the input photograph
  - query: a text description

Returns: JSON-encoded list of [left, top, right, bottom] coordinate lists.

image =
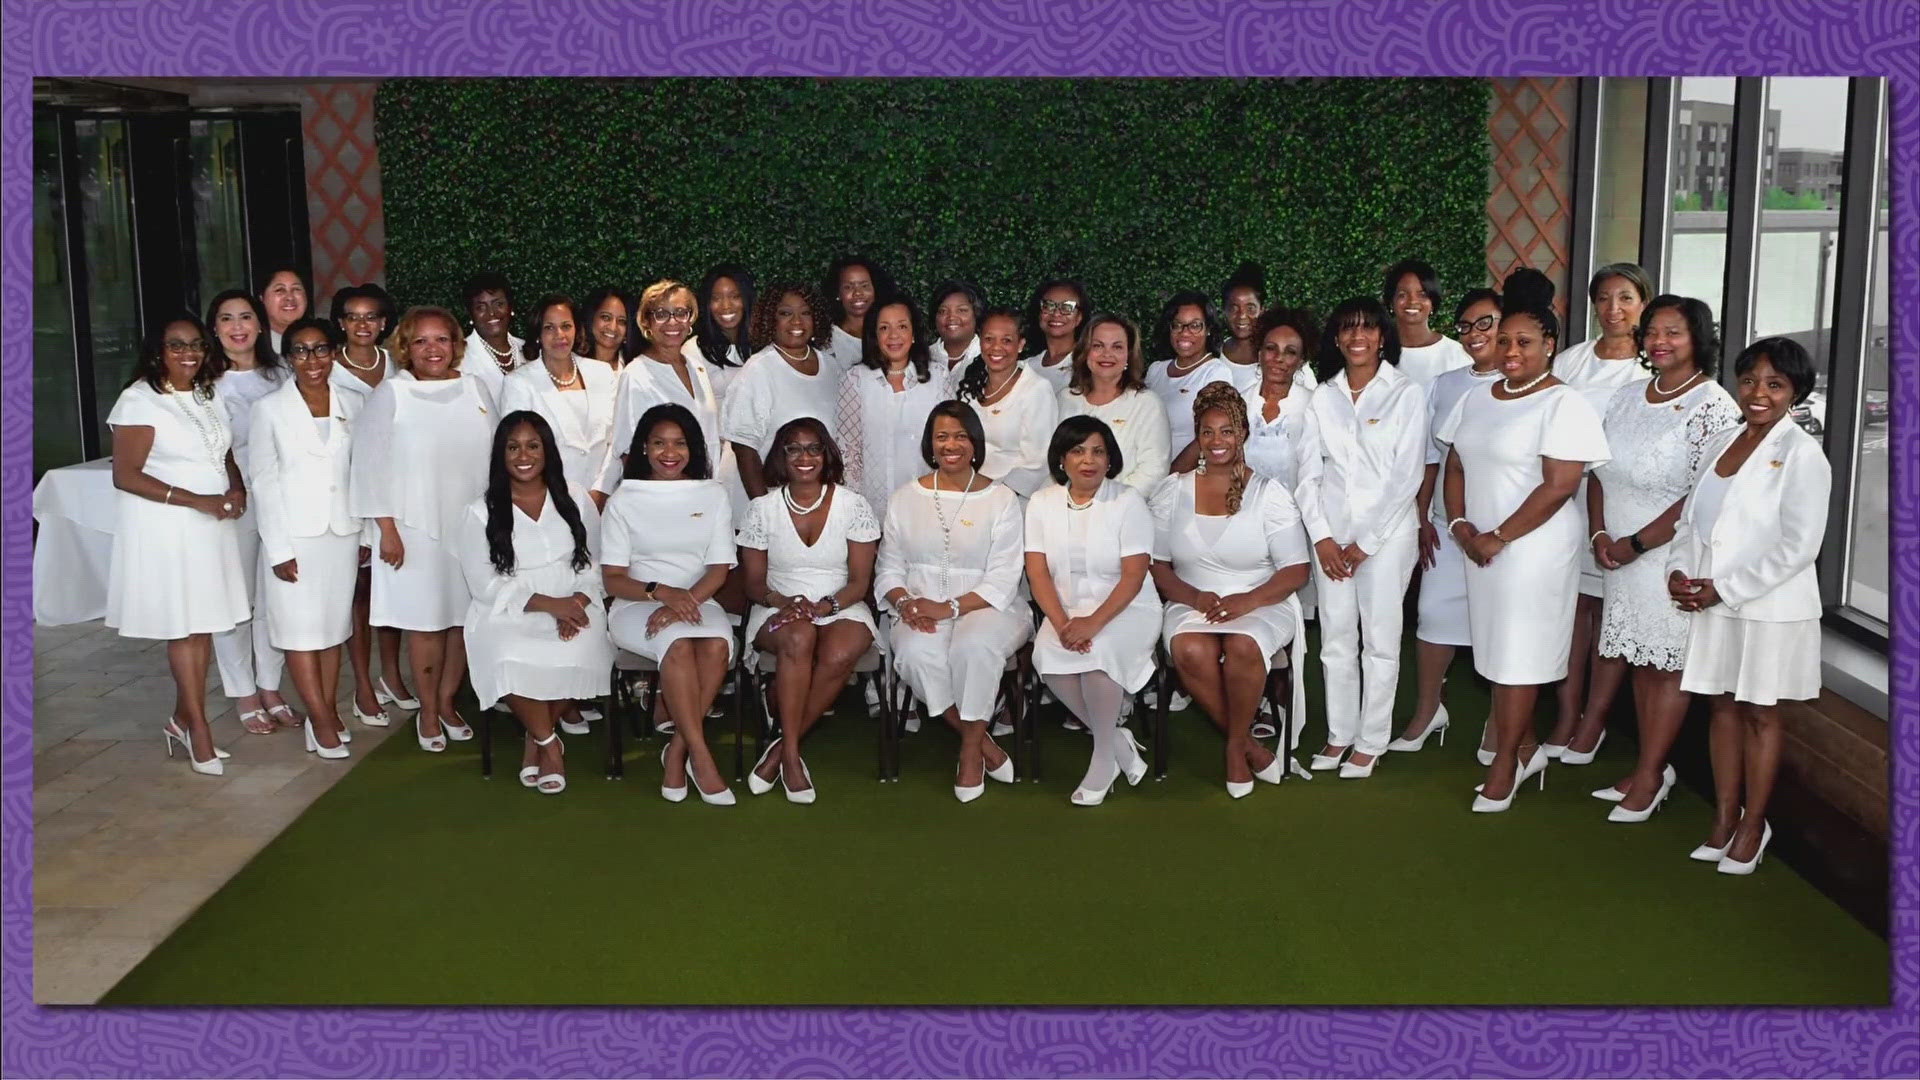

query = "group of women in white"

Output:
[[103, 255, 1830, 874]]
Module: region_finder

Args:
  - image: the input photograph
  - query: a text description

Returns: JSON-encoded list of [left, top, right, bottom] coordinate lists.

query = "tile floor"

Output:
[[31, 620, 402, 1003]]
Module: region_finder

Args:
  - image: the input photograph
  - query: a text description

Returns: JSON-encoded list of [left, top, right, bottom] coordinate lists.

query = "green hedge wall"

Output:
[[375, 78, 1490, 340]]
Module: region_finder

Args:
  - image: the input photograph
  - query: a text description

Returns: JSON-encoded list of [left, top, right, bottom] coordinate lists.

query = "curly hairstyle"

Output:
[[126, 313, 220, 399], [484, 411, 592, 577], [955, 306, 1025, 404], [204, 289, 281, 377], [519, 294, 581, 362], [1192, 381, 1251, 514], [1066, 311, 1145, 396], [1634, 294, 1721, 377], [749, 282, 834, 354], [390, 306, 468, 371], [1251, 306, 1319, 381], [629, 279, 699, 355], [1222, 261, 1266, 314]]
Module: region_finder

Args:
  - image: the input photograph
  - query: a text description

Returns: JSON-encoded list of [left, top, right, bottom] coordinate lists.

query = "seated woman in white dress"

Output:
[[1057, 312, 1172, 497], [456, 411, 613, 795], [723, 282, 842, 501], [107, 315, 252, 776], [1026, 416, 1160, 806], [498, 294, 617, 500], [876, 402, 1031, 803], [1143, 291, 1242, 473], [250, 319, 365, 760], [1149, 383, 1312, 799], [1668, 339, 1830, 875], [950, 307, 1058, 498], [602, 404, 739, 806], [1438, 270, 1611, 813], [837, 293, 947, 517], [739, 417, 881, 804], [349, 305, 495, 752]]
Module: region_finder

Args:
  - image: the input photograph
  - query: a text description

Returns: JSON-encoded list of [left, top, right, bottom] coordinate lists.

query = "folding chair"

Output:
[[1144, 640, 1294, 781], [880, 644, 1035, 782], [740, 643, 891, 782]]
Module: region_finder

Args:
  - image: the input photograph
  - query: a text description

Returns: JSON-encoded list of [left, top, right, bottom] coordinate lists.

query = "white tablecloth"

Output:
[[33, 458, 118, 626]]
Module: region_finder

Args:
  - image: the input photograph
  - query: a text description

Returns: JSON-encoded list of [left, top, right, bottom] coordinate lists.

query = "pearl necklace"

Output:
[[545, 357, 580, 389], [775, 342, 813, 365], [165, 384, 227, 471], [929, 468, 976, 596], [983, 366, 1019, 401], [1169, 352, 1210, 376], [340, 345, 383, 372], [1066, 487, 1096, 512], [1650, 368, 1704, 399], [783, 483, 827, 516], [1503, 369, 1552, 395]]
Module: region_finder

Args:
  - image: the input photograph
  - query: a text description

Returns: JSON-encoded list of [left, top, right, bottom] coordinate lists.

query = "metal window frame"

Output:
[[1566, 78, 1602, 340], [1638, 79, 1675, 285], [1718, 76, 1765, 371]]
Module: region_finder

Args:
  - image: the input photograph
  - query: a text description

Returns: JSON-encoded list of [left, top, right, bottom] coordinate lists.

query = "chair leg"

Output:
[[1154, 651, 1171, 781], [607, 675, 624, 780], [1024, 655, 1042, 783], [480, 704, 493, 778]]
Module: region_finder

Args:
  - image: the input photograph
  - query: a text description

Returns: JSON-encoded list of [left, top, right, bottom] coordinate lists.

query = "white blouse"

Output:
[[875, 478, 1026, 611], [597, 348, 724, 494], [1144, 354, 1241, 455], [960, 368, 1059, 498], [1556, 339, 1649, 422], [836, 362, 947, 516], [721, 345, 842, 460], [1241, 382, 1321, 495], [1297, 363, 1429, 553], [600, 478, 736, 596], [328, 350, 396, 412], [498, 357, 618, 496], [463, 331, 526, 405], [1057, 386, 1173, 497], [348, 371, 494, 542], [1022, 349, 1078, 395], [1397, 336, 1473, 392], [215, 366, 285, 485], [109, 382, 232, 495]]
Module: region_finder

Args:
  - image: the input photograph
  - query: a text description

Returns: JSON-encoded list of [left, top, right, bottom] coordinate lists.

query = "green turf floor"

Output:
[[99, 649, 1887, 1006]]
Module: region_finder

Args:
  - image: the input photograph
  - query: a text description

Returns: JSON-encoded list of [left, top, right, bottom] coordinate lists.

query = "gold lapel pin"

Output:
[[1769, 460, 1784, 469], [1367, 417, 1381, 425], [691, 511, 705, 518]]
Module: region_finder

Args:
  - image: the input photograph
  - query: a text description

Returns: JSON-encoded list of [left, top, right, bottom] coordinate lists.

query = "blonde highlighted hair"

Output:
[[1192, 381, 1251, 513], [634, 279, 699, 350], [388, 305, 467, 371]]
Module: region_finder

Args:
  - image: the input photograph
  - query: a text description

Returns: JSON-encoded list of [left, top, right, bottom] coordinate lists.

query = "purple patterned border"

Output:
[[4, 1, 1915, 1076]]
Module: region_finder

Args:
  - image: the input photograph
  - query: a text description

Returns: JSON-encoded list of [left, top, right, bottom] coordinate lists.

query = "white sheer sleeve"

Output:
[[348, 381, 400, 520], [836, 370, 866, 495], [843, 490, 881, 543]]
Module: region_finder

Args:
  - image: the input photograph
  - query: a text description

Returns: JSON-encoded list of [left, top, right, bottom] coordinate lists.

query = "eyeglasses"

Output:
[[288, 342, 336, 359], [649, 307, 693, 323], [782, 442, 825, 459], [1453, 315, 1497, 335], [164, 340, 209, 354], [1170, 319, 1207, 334], [340, 312, 383, 324], [1039, 299, 1081, 315]]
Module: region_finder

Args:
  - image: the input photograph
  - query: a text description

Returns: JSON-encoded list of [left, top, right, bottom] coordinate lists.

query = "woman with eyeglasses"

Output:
[[739, 417, 880, 804], [877, 402, 1030, 802], [1058, 312, 1172, 498], [1393, 288, 1504, 757], [329, 283, 399, 407], [250, 317, 364, 761], [578, 286, 634, 372], [206, 288, 294, 737], [1144, 291, 1240, 474], [603, 404, 739, 806], [461, 271, 524, 405], [1437, 270, 1611, 813], [499, 295, 618, 500], [837, 293, 948, 519], [723, 282, 846, 502], [257, 266, 310, 352], [929, 280, 985, 372], [350, 305, 495, 753], [1021, 279, 1091, 394], [106, 315, 251, 776], [952, 307, 1059, 499], [693, 266, 754, 399], [599, 280, 735, 512], [457, 410, 612, 796], [1382, 260, 1472, 392], [824, 255, 893, 376]]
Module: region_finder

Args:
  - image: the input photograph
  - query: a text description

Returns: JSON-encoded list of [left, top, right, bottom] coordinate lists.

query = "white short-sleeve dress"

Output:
[[601, 478, 738, 663], [721, 345, 842, 464], [737, 485, 882, 653], [104, 383, 251, 640], [1436, 382, 1612, 684], [1025, 480, 1162, 692], [455, 484, 613, 709], [1415, 364, 1502, 647]]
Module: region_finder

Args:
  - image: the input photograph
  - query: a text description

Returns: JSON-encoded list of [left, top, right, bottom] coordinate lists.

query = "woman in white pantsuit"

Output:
[[457, 411, 613, 796], [1057, 313, 1173, 498], [1026, 417, 1160, 805], [1149, 383, 1312, 799], [498, 295, 617, 499], [107, 315, 251, 776], [1438, 270, 1611, 813], [602, 404, 740, 806], [1298, 297, 1429, 779], [250, 319, 364, 759], [951, 308, 1058, 499], [349, 306, 494, 752], [1668, 339, 1830, 875], [877, 402, 1030, 803]]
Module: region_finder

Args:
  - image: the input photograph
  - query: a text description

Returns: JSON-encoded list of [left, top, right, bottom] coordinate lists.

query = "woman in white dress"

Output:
[[256, 266, 310, 352], [1668, 339, 1829, 874], [499, 295, 618, 499], [579, 286, 633, 372], [599, 280, 735, 513], [1150, 383, 1313, 798], [929, 280, 984, 372], [107, 316, 250, 776], [824, 255, 893, 375], [693, 266, 753, 398], [328, 284, 409, 730], [1144, 291, 1241, 473], [1240, 307, 1321, 501], [1021, 279, 1090, 393], [1026, 416, 1159, 805], [1383, 259, 1472, 391], [205, 289, 293, 735], [1582, 296, 1741, 819], [876, 402, 1030, 803], [1297, 297, 1429, 779], [837, 293, 947, 516], [739, 418, 881, 803], [457, 411, 613, 796], [952, 308, 1058, 498], [349, 305, 494, 752], [250, 319, 365, 760], [1058, 313, 1172, 497], [1219, 262, 1266, 380], [602, 404, 739, 806], [1393, 288, 1503, 756], [1545, 263, 1656, 759], [462, 272, 525, 405], [724, 282, 842, 501], [1437, 270, 1611, 813]]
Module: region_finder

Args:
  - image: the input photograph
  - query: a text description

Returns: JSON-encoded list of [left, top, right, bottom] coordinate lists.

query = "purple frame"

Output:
[[4, 1, 1914, 1076]]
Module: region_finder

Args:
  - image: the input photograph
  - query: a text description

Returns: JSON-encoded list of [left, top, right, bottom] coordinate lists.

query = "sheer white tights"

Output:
[[1044, 671, 1134, 793]]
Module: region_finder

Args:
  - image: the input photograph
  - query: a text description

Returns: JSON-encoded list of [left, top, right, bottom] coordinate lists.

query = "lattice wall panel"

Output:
[[300, 82, 386, 304], [1486, 77, 1575, 314]]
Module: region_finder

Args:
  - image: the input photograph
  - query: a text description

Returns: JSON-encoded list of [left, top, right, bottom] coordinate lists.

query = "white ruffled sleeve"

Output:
[[842, 489, 881, 544], [720, 360, 769, 454], [348, 380, 400, 520], [1540, 387, 1612, 467], [736, 494, 771, 550]]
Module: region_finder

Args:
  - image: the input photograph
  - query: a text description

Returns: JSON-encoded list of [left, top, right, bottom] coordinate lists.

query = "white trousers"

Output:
[[889, 607, 1033, 723], [1313, 525, 1419, 756], [214, 509, 284, 698]]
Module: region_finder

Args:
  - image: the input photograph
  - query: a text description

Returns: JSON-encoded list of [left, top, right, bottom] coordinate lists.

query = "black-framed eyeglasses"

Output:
[[782, 442, 825, 459], [164, 339, 209, 354], [649, 307, 693, 323], [1453, 315, 1497, 335], [1039, 299, 1081, 315], [1170, 319, 1207, 334], [288, 343, 337, 359], [340, 311, 383, 324]]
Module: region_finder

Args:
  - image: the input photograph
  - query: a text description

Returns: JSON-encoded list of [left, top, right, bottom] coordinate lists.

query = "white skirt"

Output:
[[466, 598, 614, 710], [1416, 525, 1472, 647], [1032, 603, 1160, 693], [105, 494, 249, 640], [1159, 601, 1294, 671], [608, 598, 736, 665], [744, 601, 879, 663], [1679, 614, 1821, 706], [262, 531, 360, 650], [370, 523, 470, 632]]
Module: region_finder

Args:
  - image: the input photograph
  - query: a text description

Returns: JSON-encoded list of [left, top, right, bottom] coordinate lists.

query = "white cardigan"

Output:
[[1667, 421, 1830, 622], [247, 378, 362, 565]]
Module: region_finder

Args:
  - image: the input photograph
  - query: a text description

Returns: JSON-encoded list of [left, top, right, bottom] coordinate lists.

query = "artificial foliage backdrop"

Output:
[[375, 78, 1491, 341]]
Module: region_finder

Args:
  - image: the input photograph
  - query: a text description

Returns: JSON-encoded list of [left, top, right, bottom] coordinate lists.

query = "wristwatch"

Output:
[[643, 580, 659, 600], [1627, 533, 1647, 555]]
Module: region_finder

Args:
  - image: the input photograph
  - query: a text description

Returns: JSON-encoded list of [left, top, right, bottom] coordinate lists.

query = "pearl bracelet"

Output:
[[1447, 517, 1470, 533]]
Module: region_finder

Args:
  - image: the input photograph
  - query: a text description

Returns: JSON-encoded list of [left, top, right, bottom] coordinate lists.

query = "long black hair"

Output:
[[204, 289, 281, 376], [861, 291, 935, 384], [956, 306, 1025, 403], [694, 264, 754, 369], [485, 411, 592, 577], [623, 403, 712, 480]]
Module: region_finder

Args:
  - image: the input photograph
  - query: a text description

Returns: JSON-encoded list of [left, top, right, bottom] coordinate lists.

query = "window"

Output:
[[1843, 90, 1890, 625], [1668, 77, 1734, 314], [1588, 78, 1647, 295], [33, 116, 83, 476]]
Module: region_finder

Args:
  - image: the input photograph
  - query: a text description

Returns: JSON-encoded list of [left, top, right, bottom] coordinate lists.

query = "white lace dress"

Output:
[[1591, 378, 1742, 670]]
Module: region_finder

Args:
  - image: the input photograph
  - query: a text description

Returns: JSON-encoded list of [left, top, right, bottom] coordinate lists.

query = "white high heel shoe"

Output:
[[352, 701, 391, 728], [165, 718, 230, 759], [163, 720, 226, 775], [660, 744, 688, 803], [954, 762, 985, 803], [688, 755, 735, 806], [1338, 753, 1378, 779], [1607, 766, 1677, 823], [414, 713, 447, 753], [303, 719, 349, 760], [782, 756, 817, 805], [1225, 778, 1254, 799], [747, 738, 783, 797], [1471, 748, 1547, 813], [1716, 820, 1772, 875], [1307, 745, 1350, 771], [984, 740, 1015, 784], [1558, 729, 1606, 766], [1476, 717, 1497, 767], [1071, 768, 1121, 806], [532, 731, 565, 795], [1115, 733, 1149, 787], [1387, 704, 1449, 752], [440, 711, 474, 742], [375, 677, 420, 711]]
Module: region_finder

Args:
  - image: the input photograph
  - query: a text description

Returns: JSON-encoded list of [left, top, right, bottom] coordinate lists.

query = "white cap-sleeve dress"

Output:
[[736, 485, 882, 652], [1024, 480, 1162, 693], [602, 478, 738, 664]]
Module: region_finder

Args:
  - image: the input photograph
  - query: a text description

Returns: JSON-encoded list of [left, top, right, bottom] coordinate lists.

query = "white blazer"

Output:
[[497, 357, 618, 494], [1667, 420, 1830, 622], [248, 378, 362, 565]]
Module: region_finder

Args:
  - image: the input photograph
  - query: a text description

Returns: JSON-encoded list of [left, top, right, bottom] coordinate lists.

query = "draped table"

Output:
[[32, 458, 118, 626]]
